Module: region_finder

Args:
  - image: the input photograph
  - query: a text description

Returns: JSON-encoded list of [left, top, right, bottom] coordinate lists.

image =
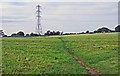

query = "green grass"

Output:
[[2, 36, 88, 74], [62, 33, 119, 74], [2, 33, 119, 74]]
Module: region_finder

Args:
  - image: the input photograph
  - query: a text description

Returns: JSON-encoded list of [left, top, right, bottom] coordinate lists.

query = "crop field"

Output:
[[2, 33, 119, 75]]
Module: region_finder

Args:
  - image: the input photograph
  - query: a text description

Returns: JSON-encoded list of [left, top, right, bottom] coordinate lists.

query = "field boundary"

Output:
[[59, 37, 99, 76]]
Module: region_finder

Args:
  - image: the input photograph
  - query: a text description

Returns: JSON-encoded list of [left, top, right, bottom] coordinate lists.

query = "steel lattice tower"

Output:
[[36, 5, 42, 35]]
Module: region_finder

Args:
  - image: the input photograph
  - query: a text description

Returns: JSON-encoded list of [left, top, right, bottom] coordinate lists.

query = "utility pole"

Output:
[[36, 5, 42, 35]]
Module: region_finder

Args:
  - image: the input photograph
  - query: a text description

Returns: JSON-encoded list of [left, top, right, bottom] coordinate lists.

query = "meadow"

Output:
[[2, 33, 119, 75]]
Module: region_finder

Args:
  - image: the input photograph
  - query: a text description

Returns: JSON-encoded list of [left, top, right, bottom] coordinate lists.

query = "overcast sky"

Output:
[[0, 0, 119, 35]]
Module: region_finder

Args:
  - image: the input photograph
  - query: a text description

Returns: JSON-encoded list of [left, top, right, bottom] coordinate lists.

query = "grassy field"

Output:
[[2, 33, 119, 75], [62, 33, 119, 74]]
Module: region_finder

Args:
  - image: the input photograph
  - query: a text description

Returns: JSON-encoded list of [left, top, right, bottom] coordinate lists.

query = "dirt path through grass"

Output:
[[72, 54, 99, 76], [59, 37, 99, 76]]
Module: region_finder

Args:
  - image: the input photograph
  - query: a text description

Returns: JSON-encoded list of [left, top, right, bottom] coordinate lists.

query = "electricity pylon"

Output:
[[36, 5, 42, 35]]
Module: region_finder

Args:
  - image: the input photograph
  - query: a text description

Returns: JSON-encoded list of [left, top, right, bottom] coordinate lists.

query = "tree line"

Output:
[[0, 30, 63, 37], [0, 25, 120, 37]]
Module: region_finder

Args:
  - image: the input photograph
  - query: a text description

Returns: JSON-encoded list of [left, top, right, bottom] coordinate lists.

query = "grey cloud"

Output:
[[0, 16, 30, 23], [2, 16, 28, 19], [7, 2, 28, 6], [2, 19, 28, 23]]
